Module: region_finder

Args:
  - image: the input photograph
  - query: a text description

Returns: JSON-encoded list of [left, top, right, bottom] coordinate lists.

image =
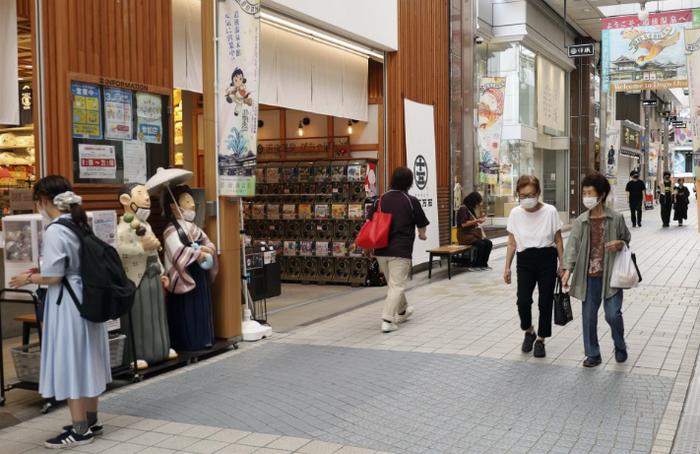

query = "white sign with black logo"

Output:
[[404, 99, 440, 266]]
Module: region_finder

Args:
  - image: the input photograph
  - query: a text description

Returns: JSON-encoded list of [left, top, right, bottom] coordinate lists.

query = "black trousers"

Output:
[[516, 247, 557, 338], [629, 200, 642, 226], [660, 194, 672, 226], [472, 239, 493, 266]]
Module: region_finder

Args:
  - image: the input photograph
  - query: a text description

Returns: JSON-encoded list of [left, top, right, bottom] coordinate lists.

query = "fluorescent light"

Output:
[[261, 11, 384, 60]]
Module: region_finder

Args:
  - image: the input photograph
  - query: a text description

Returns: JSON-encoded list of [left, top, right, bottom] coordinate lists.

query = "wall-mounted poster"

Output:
[[537, 57, 566, 134], [477, 77, 506, 185], [104, 87, 133, 140], [78, 143, 116, 179], [135, 92, 163, 144], [217, 0, 260, 197], [72, 82, 102, 140], [648, 144, 659, 177], [123, 140, 147, 184], [602, 10, 694, 92]]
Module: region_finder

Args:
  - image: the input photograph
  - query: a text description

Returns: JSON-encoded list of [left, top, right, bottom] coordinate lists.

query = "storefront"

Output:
[[608, 121, 643, 210]]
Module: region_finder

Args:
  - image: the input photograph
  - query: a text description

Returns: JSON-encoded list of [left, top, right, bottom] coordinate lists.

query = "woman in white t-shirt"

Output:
[[504, 175, 563, 359]]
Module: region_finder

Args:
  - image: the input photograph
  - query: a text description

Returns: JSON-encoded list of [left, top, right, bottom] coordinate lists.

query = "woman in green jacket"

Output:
[[562, 172, 631, 368]]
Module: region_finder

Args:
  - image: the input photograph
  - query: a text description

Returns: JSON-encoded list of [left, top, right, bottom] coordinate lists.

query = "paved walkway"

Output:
[[0, 202, 699, 454]]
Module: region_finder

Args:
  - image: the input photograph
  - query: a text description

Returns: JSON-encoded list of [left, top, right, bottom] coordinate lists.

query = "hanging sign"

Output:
[[477, 77, 506, 185], [648, 143, 659, 176], [642, 99, 658, 107], [601, 10, 694, 92], [71, 81, 102, 140], [567, 43, 595, 58], [404, 99, 439, 266], [622, 125, 641, 150], [135, 92, 162, 144], [104, 87, 133, 140], [686, 27, 700, 161], [216, 0, 260, 197]]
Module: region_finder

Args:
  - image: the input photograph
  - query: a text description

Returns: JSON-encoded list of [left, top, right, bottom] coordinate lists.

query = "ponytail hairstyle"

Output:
[[163, 185, 193, 222], [33, 175, 91, 234]]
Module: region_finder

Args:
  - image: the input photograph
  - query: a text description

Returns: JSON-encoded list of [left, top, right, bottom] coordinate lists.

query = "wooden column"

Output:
[[202, 0, 242, 339]]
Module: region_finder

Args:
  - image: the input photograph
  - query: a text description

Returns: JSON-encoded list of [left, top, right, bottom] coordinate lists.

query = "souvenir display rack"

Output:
[[244, 159, 376, 286]]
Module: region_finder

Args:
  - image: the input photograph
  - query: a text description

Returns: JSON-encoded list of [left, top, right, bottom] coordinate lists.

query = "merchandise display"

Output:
[[246, 159, 377, 286]]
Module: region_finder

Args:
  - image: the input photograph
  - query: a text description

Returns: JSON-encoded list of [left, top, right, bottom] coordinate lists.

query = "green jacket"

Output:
[[563, 207, 631, 301]]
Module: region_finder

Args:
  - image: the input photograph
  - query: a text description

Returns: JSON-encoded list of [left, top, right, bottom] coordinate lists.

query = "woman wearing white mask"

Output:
[[162, 185, 218, 351], [562, 172, 630, 368], [504, 176, 563, 358]]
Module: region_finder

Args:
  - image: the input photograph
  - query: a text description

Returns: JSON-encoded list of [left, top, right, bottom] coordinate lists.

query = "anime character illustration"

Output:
[[621, 27, 680, 64], [225, 68, 254, 116]]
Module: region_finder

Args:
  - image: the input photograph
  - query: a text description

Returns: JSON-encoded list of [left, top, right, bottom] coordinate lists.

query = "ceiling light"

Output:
[[298, 121, 304, 137], [638, 2, 649, 22], [261, 11, 384, 60], [347, 120, 353, 135]]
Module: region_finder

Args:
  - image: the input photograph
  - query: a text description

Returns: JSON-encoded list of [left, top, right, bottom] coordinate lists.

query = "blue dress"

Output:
[[39, 215, 111, 400]]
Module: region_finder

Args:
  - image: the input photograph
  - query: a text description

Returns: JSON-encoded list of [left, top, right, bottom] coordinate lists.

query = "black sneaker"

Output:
[[615, 348, 628, 363], [62, 422, 103, 436], [533, 340, 546, 358], [583, 356, 602, 368], [522, 331, 537, 353], [45, 429, 94, 449]]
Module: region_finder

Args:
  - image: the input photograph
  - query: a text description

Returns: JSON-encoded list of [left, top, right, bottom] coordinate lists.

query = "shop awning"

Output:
[[0, 0, 19, 125], [259, 23, 368, 121]]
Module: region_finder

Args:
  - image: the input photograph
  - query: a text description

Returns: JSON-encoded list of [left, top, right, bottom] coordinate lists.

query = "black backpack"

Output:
[[48, 218, 136, 323]]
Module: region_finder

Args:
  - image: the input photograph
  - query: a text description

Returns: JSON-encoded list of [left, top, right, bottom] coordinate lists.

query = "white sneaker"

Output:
[[381, 320, 399, 333], [395, 306, 414, 324]]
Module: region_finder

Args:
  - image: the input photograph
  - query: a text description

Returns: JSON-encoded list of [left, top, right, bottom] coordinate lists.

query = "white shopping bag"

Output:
[[610, 245, 639, 289]]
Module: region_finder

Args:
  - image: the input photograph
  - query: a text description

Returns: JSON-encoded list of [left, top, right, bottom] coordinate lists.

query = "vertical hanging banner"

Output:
[[217, 0, 260, 197], [404, 99, 440, 266], [477, 77, 506, 185], [686, 27, 700, 153]]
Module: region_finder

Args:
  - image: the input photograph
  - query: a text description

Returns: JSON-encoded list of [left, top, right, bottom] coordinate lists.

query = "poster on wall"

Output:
[[477, 77, 506, 185], [602, 10, 694, 92], [606, 144, 619, 180], [123, 140, 147, 184], [648, 144, 659, 176], [536, 57, 566, 133], [71, 82, 102, 140], [78, 143, 116, 179], [104, 87, 133, 140], [404, 99, 439, 266], [216, 0, 260, 197], [135, 92, 162, 144]]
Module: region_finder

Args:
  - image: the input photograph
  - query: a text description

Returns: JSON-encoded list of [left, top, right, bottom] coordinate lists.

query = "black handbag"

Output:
[[554, 278, 573, 326]]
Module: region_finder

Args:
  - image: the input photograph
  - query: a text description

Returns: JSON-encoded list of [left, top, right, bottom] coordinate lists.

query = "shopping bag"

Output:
[[610, 245, 640, 289], [553, 278, 573, 326], [355, 198, 392, 249]]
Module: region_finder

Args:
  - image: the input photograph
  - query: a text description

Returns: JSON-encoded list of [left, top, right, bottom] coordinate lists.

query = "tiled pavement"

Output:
[[1, 202, 699, 454]]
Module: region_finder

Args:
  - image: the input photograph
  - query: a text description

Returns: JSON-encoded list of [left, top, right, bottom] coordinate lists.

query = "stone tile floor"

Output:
[[1, 203, 699, 453]]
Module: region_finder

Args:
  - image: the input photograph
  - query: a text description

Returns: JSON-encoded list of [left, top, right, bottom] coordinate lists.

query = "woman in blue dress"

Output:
[[11, 176, 111, 449]]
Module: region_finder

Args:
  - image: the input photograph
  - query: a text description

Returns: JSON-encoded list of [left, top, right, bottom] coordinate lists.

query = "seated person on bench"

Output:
[[456, 192, 493, 269]]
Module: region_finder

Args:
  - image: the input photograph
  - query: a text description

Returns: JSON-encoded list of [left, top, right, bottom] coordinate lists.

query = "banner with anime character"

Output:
[[478, 77, 506, 185], [602, 10, 694, 92], [217, 0, 260, 196]]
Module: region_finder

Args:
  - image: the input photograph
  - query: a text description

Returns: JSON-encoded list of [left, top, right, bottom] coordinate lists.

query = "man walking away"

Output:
[[625, 170, 645, 227], [659, 171, 673, 227]]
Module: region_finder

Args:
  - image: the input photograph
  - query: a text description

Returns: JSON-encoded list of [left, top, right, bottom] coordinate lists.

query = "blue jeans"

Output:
[[582, 277, 626, 358]]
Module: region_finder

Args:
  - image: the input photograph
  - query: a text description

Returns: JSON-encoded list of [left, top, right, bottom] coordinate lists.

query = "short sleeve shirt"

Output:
[[625, 179, 646, 204], [369, 190, 430, 259], [506, 203, 562, 252]]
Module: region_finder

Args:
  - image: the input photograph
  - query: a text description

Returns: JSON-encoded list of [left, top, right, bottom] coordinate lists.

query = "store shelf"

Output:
[[0, 126, 33, 133], [0, 145, 33, 151]]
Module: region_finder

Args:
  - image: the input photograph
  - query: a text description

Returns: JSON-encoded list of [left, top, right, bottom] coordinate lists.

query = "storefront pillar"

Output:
[[202, 0, 242, 340], [569, 38, 596, 218]]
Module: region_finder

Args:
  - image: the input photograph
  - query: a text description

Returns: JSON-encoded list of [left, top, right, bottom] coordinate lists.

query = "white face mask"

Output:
[[519, 197, 538, 210], [182, 209, 196, 222], [583, 197, 600, 210], [134, 208, 151, 222]]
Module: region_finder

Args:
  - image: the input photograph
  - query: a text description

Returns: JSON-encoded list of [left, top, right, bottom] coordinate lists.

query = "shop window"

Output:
[[518, 46, 536, 128]]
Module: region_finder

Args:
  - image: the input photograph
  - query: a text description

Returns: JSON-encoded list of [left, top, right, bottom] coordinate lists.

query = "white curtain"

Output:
[[172, 0, 202, 93], [0, 0, 19, 125], [259, 24, 368, 121]]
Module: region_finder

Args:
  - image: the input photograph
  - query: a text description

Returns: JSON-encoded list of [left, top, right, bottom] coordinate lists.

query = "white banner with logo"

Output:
[[217, 0, 260, 197], [687, 27, 700, 167], [404, 99, 440, 266]]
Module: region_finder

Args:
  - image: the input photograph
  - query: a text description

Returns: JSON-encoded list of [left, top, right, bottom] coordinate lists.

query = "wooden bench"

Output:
[[14, 313, 40, 345], [426, 245, 471, 280]]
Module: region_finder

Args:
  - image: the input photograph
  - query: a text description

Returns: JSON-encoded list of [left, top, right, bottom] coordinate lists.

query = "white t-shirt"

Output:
[[506, 203, 562, 252]]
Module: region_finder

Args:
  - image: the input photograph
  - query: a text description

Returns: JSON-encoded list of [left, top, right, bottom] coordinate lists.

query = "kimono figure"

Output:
[[163, 185, 218, 351], [225, 68, 254, 116], [117, 184, 177, 368]]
